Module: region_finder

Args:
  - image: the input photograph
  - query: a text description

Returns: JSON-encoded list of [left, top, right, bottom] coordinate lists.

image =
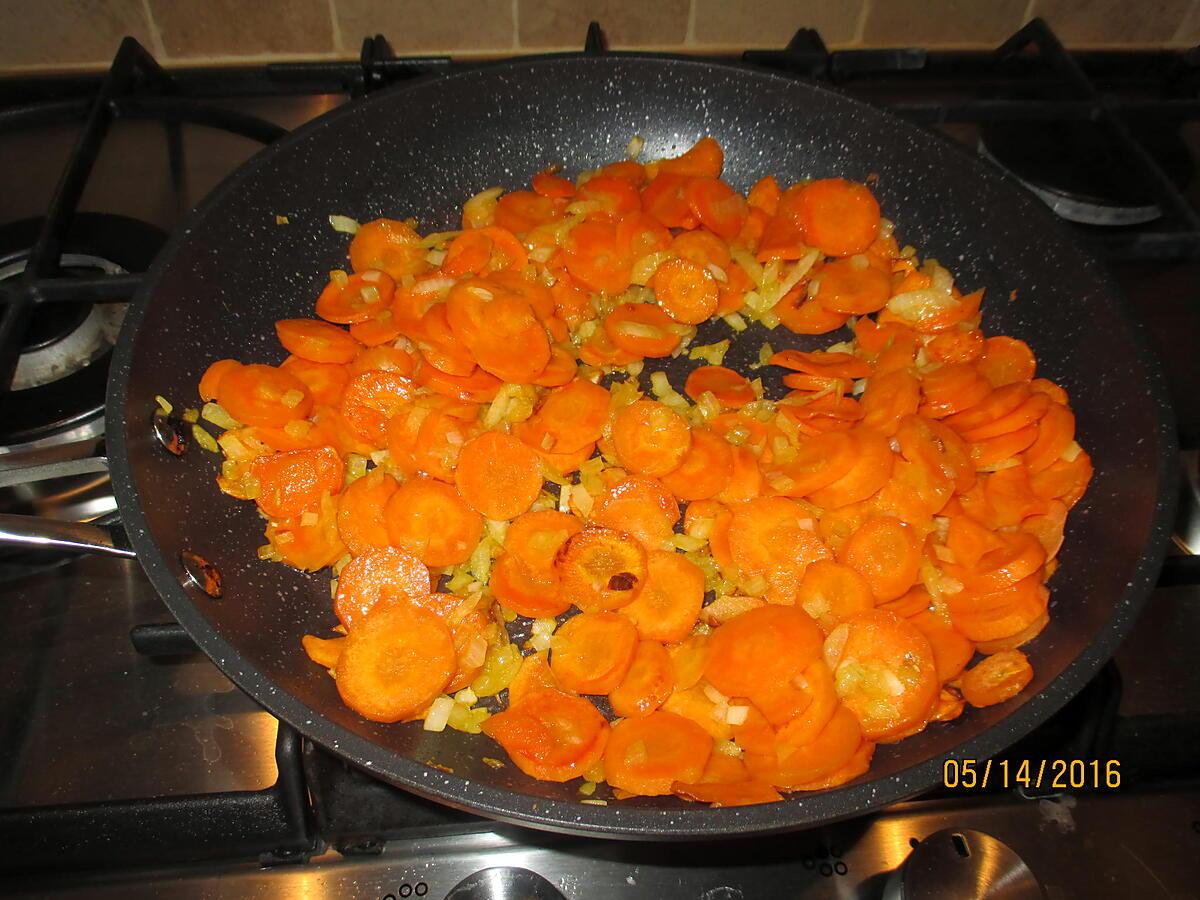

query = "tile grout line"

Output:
[[853, 0, 870, 45], [138, 0, 168, 59], [327, 0, 345, 56], [1169, 0, 1200, 44]]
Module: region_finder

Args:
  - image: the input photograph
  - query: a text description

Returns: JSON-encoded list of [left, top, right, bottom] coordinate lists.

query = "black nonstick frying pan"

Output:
[[6, 55, 1178, 838]]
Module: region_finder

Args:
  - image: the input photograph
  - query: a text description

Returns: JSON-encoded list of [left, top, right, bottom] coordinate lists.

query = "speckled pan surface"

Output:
[[107, 55, 1176, 838]]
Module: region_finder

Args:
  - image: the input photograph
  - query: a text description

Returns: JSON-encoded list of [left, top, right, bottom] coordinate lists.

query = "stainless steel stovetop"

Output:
[[2, 28, 1200, 899]]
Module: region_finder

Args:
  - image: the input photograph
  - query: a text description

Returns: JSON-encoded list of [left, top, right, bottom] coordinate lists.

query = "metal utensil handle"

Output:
[[0, 454, 133, 558], [0, 513, 135, 558]]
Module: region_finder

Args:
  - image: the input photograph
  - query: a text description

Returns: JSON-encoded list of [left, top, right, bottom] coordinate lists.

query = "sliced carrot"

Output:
[[409, 406, 479, 483], [612, 399, 692, 475], [896, 414, 976, 494], [383, 476, 483, 567], [958, 392, 1050, 444], [856, 368, 918, 437], [944, 510, 1005, 570], [1022, 402, 1076, 473], [652, 257, 719, 324], [601, 159, 647, 184], [616, 211, 673, 260], [578, 325, 641, 367], [975, 612, 1049, 654], [590, 475, 680, 549], [339, 369, 414, 447], [530, 345, 577, 387], [747, 175, 782, 214], [464, 297, 551, 385], [521, 378, 611, 454], [927, 327, 985, 365], [944, 383, 1032, 438], [1030, 378, 1069, 405], [769, 705, 863, 789], [440, 229, 492, 277], [348, 218, 427, 280], [977, 336, 1037, 387], [1022, 499, 1068, 559], [705, 606, 825, 706], [493, 190, 566, 233], [970, 423, 1039, 469], [604, 302, 685, 358], [565, 219, 631, 296], [908, 611, 974, 682], [276, 318, 363, 364], [414, 302, 478, 377], [308, 403, 377, 457], [671, 228, 732, 269], [815, 500, 873, 556], [302, 634, 345, 670], [491, 555, 569, 619], [506, 650, 561, 707], [877, 584, 933, 619], [824, 609, 939, 741], [684, 366, 756, 409], [333, 546, 432, 629], [265, 502, 346, 571], [250, 445, 343, 520], [765, 430, 856, 499], [685, 177, 748, 240], [948, 575, 1048, 643], [838, 515, 923, 602], [199, 358, 241, 402], [317, 270, 395, 325], [454, 432, 543, 521], [673, 779, 784, 808], [620, 550, 706, 643], [348, 307, 409, 349], [347, 345, 415, 378], [797, 560, 875, 633], [413, 359, 502, 403], [609, 640, 674, 718], [657, 136, 724, 178], [769, 658, 839, 741], [715, 445, 764, 504], [549, 611, 639, 694], [641, 173, 699, 229], [967, 530, 1047, 593], [794, 178, 880, 257], [919, 363, 993, 418], [807, 428, 896, 509], [661, 429, 733, 501], [556, 526, 649, 612], [784, 739, 875, 791], [579, 174, 641, 215], [757, 210, 809, 262], [505, 509, 583, 570], [870, 456, 952, 526], [813, 256, 892, 315], [218, 363, 312, 428], [336, 469, 398, 555], [604, 711, 713, 797], [532, 169, 575, 199], [279, 356, 349, 407], [717, 260, 753, 314], [482, 689, 609, 782], [728, 497, 831, 586], [960, 649, 1033, 708], [534, 439, 596, 476], [335, 601, 455, 723], [1030, 449, 1093, 509], [769, 349, 871, 380], [777, 291, 849, 335]]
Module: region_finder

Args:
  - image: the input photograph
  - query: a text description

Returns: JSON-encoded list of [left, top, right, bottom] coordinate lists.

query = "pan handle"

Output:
[[0, 453, 134, 558], [0, 514, 135, 558]]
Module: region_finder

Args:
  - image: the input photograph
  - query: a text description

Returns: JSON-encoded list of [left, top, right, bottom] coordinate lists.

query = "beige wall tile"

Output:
[[0, 0, 154, 70], [148, 0, 334, 59], [518, 0, 689, 49], [336, 0, 514, 53], [1033, 0, 1191, 45], [693, 0, 864, 48], [862, 0, 1027, 46]]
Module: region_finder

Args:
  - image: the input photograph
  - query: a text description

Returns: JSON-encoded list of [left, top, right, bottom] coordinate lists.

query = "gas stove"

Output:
[[2, 20, 1199, 899]]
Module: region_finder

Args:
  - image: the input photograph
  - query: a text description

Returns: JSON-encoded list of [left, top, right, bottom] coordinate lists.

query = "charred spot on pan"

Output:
[[607, 572, 638, 591], [153, 412, 189, 456], [180, 550, 224, 598]]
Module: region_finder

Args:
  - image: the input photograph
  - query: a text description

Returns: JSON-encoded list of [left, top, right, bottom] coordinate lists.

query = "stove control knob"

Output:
[[445, 867, 566, 900], [884, 828, 1045, 900]]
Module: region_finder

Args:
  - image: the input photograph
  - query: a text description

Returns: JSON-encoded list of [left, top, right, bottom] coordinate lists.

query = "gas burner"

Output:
[[0, 214, 165, 447], [978, 121, 1194, 226]]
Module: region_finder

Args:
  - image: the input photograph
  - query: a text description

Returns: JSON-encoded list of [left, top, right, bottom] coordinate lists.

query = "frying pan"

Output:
[[4, 55, 1177, 838]]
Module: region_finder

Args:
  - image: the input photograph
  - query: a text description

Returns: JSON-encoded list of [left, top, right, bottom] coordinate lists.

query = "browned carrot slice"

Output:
[[589, 475, 680, 550], [482, 689, 609, 782], [556, 526, 649, 612], [609, 640, 674, 718], [960, 650, 1033, 707], [250, 445, 343, 520]]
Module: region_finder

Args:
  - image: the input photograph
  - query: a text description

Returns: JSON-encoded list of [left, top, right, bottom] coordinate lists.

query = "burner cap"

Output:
[[979, 120, 1194, 226], [0, 214, 166, 446]]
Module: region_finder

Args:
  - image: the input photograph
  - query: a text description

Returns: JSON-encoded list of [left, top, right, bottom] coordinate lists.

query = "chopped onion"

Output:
[[423, 697, 454, 732], [722, 313, 748, 332], [702, 683, 728, 705], [328, 214, 359, 234], [626, 134, 645, 160], [154, 394, 173, 415], [886, 289, 960, 327], [725, 705, 750, 726], [191, 424, 219, 453]]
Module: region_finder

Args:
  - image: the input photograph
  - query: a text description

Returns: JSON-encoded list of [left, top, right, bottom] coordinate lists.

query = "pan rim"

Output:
[[106, 51, 1178, 839]]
